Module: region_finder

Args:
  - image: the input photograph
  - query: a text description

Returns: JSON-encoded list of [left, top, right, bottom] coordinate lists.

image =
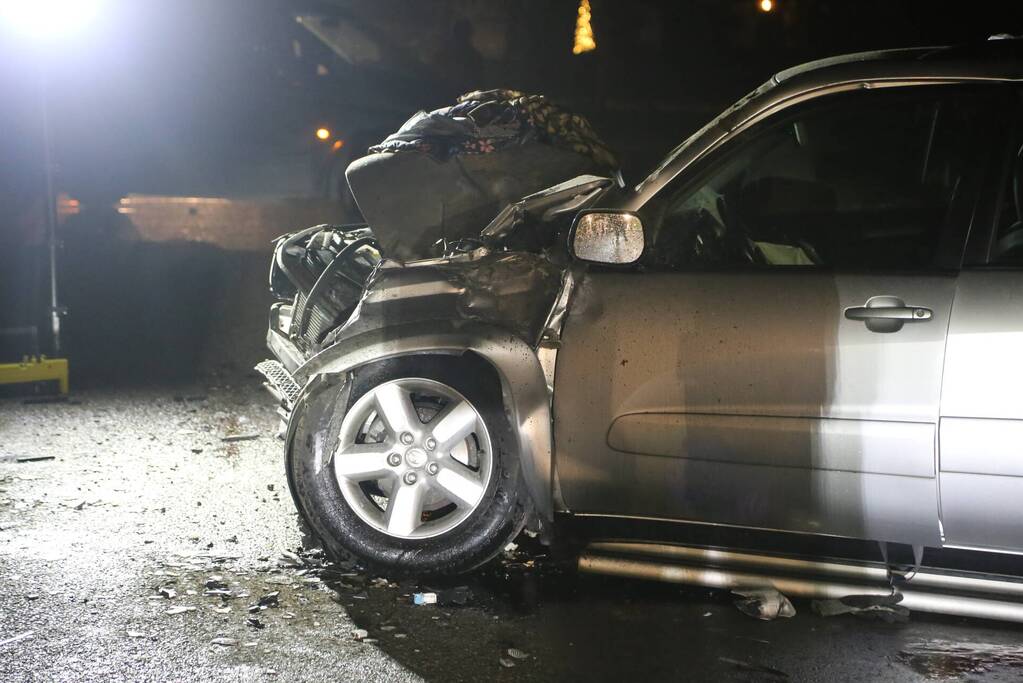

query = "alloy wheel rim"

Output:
[[332, 378, 493, 539]]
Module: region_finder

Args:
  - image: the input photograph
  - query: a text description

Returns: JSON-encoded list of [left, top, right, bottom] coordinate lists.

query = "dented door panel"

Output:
[[554, 270, 953, 546]]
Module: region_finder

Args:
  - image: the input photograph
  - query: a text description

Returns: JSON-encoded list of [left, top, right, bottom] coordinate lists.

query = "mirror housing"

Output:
[[570, 210, 645, 265]]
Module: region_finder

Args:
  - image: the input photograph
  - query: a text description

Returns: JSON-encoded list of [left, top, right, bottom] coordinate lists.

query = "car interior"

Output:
[[643, 91, 988, 271]]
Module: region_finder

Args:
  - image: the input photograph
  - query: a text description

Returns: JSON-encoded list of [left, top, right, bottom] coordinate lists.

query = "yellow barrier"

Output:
[[0, 356, 69, 395]]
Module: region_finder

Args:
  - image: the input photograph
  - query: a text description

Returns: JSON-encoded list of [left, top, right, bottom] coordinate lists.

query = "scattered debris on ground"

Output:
[[0, 454, 56, 464], [221, 434, 259, 443], [813, 593, 910, 623], [165, 606, 196, 615], [412, 592, 438, 605], [897, 640, 1023, 679], [210, 637, 239, 647], [732, 587, 796, 621], [0, 632, 34, 648], [719, 656, 790, 680], [251, 591, 280, 611]]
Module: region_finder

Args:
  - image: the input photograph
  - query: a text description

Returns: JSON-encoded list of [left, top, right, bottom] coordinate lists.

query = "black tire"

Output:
[[286, 354, 532, 577]]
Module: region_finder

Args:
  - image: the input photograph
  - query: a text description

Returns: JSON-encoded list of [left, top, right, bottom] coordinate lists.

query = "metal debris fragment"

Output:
[[249, 591, 280, 612], [210, 637, 239, 647], [732, 587, 796, 621], [278, 550, 304, 567], [204, 578, 231, 597], [165, 606, 196, 615], [0, 454, 55, 464], [507, 648, 529, 660], [158, 587, 177, 599], [352, 629, 369, 641], [221, 433, 259, 443]]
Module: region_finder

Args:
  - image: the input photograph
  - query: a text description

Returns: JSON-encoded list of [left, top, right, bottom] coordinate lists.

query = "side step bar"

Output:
[[256, 357, 302, 406], [578, 541, 1023, 624]]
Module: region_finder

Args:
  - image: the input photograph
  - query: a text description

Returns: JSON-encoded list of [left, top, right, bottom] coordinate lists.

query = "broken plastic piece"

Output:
[[412, 592, 438, 605], [812, 593, 910, 623], [732, 587, 796, 621]]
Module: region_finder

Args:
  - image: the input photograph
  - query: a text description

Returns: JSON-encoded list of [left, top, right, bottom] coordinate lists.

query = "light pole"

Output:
[[39, 65, 61, 354]]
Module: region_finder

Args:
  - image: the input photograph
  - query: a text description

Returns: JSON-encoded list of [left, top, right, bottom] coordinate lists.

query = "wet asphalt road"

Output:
[[4, 380, 1023, 682]]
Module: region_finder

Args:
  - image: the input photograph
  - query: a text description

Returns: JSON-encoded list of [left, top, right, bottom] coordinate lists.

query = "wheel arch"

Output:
[[288, 320, 554, 520]]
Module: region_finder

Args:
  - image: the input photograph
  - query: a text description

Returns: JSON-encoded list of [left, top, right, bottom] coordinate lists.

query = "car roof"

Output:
[[630, 38, 1023, 203], [775, 38, 1023, 84]]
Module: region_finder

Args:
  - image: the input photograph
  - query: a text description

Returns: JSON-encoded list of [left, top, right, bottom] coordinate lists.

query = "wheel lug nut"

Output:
[[403, 472, 418, 485], [387, 453, 401, 467], [425, 438, 437, 450], [426, 462, 439, 475], [400, 432, 414, 445]]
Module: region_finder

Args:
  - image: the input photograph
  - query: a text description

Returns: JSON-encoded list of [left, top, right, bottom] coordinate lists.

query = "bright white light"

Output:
[[0, 0, 103, 40]]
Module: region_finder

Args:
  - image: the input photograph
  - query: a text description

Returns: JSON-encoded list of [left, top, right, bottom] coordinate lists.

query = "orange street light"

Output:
[[315, 127, 330, 140], [758, 0, 774, 12]]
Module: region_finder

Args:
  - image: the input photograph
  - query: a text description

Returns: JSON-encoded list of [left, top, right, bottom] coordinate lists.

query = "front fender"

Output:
[[292, 320, 554, 520]]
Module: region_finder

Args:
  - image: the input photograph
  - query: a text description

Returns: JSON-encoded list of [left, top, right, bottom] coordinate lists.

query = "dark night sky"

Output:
[[1, 0, 1022, 204]]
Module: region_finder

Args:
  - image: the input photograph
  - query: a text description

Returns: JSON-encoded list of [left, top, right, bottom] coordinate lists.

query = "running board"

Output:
[[255, 359, 302, 408], [578, 541, 1023, 624]]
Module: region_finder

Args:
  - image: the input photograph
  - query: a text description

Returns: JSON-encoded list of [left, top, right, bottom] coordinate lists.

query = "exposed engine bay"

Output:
[[264, 175, 614, 380]]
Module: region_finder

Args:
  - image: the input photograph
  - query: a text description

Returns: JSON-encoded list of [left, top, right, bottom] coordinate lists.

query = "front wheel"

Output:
[[287, 356, 531, 577]]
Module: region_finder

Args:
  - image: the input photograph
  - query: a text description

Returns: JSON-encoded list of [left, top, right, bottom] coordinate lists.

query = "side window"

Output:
[[641, 86, 997, 270], [989, 143, 1023, 265]]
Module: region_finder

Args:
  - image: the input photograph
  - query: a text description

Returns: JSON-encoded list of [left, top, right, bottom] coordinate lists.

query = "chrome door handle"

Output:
[[845, 306, 932, 321], [844, 296, 932, 333]]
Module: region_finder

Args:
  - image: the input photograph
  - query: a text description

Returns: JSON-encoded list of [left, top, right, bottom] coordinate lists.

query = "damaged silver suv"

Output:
[[259, 40, 1023, 577]]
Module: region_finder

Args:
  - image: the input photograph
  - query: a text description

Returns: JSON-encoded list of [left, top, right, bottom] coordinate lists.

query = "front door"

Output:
[[554, 83, 1004, 547]]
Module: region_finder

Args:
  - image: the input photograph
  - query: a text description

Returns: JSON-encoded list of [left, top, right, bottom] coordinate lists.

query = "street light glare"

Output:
[[315, 127, 331, 140], [0, 0, 102, 39], [759, 0, 774, 12]]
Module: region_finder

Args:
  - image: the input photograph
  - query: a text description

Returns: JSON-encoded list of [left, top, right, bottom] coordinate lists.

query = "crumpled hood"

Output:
[[326, 251, 565, 348]]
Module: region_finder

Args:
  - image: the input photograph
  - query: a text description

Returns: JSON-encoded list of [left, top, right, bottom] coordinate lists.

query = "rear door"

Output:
[[940, 97, 1023, 551], [554, 84, 1006, 547]]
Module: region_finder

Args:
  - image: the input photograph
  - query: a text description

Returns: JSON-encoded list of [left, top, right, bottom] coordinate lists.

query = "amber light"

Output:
[[758, 0, 774, 12], [572, 0, 595, 55], [315, 127, 331, 140]]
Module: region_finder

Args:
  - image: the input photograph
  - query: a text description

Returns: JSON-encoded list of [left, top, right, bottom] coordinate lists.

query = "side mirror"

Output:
[[570, 210, 645, 265]]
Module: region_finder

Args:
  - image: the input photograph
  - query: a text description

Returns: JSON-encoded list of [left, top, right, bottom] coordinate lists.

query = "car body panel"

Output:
[[939, 270, 1023, 550], [553, 270, 953, 546]]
